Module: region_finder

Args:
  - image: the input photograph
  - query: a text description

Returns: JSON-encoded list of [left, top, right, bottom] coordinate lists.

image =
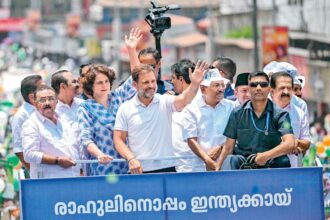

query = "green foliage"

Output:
[[224, 26, 253, 39]]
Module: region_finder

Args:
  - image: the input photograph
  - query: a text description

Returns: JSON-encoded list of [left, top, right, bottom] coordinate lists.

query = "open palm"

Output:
[[125, 27, 143, 49], [189, 60, 209, 85]]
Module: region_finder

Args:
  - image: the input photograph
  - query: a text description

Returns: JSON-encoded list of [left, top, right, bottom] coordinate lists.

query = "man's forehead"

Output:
[[37, 89, 55, 97], [237, 85, 249, 90], [63, 71, 73, 79], [139, 54, 157, 64], [140, 71, 156, 80], [250, 76, 267, 82], [210, 80, 225, 85]]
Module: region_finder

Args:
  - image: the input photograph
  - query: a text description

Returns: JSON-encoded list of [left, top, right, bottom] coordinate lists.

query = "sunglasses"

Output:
[[249, 81, 269, 88]]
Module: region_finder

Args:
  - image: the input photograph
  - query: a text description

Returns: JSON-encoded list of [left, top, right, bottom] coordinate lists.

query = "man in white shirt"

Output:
[[22, 85, 80, 178], [270, 71, 311, 167], [51, 70, 83, 172], [182, 69, 235, 171], [114, 62, 208, 174], [11, 75, 43, 172], [51, 70, 83, 138], [263, 61, 309, 118], [170, 60, 197, 172]]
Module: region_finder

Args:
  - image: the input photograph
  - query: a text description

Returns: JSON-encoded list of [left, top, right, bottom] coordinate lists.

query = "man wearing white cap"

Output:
[[293, 75, 305, 98], [181, 69, 235, 171], [263, 61, 309, 119]]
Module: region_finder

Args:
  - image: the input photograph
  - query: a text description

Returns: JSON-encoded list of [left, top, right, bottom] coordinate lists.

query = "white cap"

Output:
[[201, 68, 230, 86], [294, 75, 305, 88], [278, 62, 298, 79], [263, 61, 301, 82], [263, 61, 286, 76]]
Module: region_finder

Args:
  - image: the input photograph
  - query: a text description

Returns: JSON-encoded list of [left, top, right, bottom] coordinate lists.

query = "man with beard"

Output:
[[21, 85, 80, 178], [114, 61, 208, 174], [216, 71, 295, 170], [270, 71, 310, 167], [181, 69, 235, 171]]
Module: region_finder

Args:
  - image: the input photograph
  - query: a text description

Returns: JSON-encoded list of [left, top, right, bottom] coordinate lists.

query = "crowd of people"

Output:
[[10, 27, 313, 179]]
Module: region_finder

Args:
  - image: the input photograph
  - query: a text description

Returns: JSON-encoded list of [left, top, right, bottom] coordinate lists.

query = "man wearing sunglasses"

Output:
[[21, 85, 80, 178], [216, 71, 295, 170]]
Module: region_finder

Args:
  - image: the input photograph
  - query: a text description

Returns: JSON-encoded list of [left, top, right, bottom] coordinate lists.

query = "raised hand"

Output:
[[189, 60, 209, 86], [125, 27, 143, 49]]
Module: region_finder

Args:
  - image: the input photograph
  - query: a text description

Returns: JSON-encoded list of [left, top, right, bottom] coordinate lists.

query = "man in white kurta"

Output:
[[22, 85, 80, 178], [182, 69, 235, 172]]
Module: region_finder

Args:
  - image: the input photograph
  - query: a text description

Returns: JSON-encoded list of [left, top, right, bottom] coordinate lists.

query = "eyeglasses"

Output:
[[249, 81, 269, 88], [38, 96, 56, 103], [71, 79, 79, 84], [149, 64, 156, 69], [209, 83, 225, 89]]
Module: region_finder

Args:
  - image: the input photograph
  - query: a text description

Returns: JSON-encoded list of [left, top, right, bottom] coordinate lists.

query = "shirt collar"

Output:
[[35, 109, 58, 124], [133, 93, 160, 107], [197, 95, 225, 108], [23, 102, 35, 113], [57, 97, 83, 108], [244, 99, 273, 114], [283, 103, 291, 111]]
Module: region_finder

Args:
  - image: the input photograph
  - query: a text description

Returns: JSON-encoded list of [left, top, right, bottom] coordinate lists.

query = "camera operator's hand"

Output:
[[125, 27, 143, 49]]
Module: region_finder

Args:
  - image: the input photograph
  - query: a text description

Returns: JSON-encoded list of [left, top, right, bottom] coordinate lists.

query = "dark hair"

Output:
[[132, 64, 155, 82], [171, 59, 195, 84], [138, 48, 161, 63], [82, 64, 116, 97], [270, 71, 293, 89], [212, 56, 236, 82], [34, 85, 56, 100], [51, 70, 70, 94], [249, 71, 270, 83], [79, 63, 92, 77], [20, 75, 42, 103]]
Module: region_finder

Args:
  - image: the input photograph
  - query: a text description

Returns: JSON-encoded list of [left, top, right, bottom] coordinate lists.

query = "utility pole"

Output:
[[206, 0, 214, 62], [112, 3, 121, 75], [272, 0, 276, 25], [252, 0, 259, 71]]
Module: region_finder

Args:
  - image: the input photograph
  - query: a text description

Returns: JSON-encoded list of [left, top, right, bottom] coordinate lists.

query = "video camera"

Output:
[[145, 0, 180, 34]]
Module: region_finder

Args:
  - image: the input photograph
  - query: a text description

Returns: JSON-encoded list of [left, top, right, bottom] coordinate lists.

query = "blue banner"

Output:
[[20, 168, 324, 220]]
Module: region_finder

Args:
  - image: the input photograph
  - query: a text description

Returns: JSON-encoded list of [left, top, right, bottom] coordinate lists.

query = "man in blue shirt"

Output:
[[211, 56, 237, 100], [216, 71, 295, 170]]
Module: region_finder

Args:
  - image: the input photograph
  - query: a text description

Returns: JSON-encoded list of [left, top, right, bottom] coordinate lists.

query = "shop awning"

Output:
[[0, 18, 25, 32], [165, 32, 207, 48]]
